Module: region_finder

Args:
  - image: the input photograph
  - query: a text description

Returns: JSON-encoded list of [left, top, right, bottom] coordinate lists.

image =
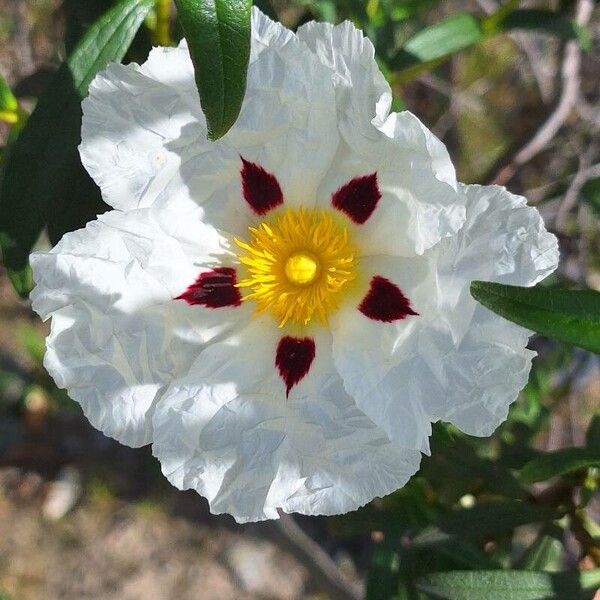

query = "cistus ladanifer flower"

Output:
[[30, 8, 559, 522]]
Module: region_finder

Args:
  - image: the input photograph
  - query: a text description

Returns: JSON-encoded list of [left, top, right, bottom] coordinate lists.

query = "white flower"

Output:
[[29, 8, 559, 522]]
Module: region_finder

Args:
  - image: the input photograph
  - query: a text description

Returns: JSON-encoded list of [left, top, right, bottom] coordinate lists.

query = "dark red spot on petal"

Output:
[[359, 276, 418, 322], [275, 336, 316, 397], [331, 173, 381, 224], [176, 267, 242, 308], [241, 157, 284, 215]]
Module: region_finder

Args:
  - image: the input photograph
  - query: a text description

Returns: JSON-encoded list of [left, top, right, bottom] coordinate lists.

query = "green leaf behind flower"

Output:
[[470, 282, 600, 355], [416, 569, 600, 600], [412, 501, 561, 548], [0, 0, 154, 297], [174, 0, 252, 141], [0, 73, 18, 119], [519, 447, 600, 484]]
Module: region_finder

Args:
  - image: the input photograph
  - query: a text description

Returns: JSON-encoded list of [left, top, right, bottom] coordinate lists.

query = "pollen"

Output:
[[235, 207, 357, 327]]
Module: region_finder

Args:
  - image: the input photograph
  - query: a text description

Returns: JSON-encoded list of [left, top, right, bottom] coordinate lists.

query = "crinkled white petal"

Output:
[[296, 19, 392, 144], [152, 323, 421, 522], [80, 42, 202, 211], [295, 22, 461, 256], [331, 255, 437, 453], [317, 111, 465, 257], [437, 184, 559, 342], [30, 207, 252, 447], [332, 183, 559, 448], [250, 5, 295, 55], [81, 8, 339, 234]]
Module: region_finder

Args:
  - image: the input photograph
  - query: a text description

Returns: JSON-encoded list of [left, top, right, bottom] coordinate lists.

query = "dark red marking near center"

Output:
[[331, 173, 381, 224], [359, 276, 418, 322], [275, 336, 316, 397], [175, 267, 242, 308], [241, 157, 284, 215]]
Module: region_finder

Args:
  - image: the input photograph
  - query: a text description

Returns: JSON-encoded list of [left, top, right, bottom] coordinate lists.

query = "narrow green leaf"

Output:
[[174, 0, 251, 140], [517, 529, 564, 572], [6, 265, 33, 298], [416, 569, 600, 600], [519, 447, 600, 484], [392, 13, 484, 72], [392, 6, 591, 84], [0, 73, 18, 114], [586, 413, 600, 451], [494, 9, 591, 50], [470, 282, 600, 355], [0, 0, 153, 295], [412, 501, 560, 548], [366, 545, 402, 600]]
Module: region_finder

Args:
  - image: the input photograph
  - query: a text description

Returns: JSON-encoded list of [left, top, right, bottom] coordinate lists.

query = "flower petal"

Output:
[[81, 8, 339, 236], [152, 325, 421, 522], [332, 184, 558, 449], [30, 207, 251, 447], [421, 183, 559, 435], [318, 111, 465, 257], [297, 21, 462, 255], [296, 19, 392, 145], [80, 41, 201, 211], [437, 184, 560, 342], [331, 255, 435, 453]]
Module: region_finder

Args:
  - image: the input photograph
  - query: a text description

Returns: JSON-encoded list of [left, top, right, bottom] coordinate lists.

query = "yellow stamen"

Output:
[[235, 208, 357, 327]]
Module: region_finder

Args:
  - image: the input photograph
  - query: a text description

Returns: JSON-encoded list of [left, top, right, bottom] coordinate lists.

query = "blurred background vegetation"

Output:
[[0, 1, 599, 599]]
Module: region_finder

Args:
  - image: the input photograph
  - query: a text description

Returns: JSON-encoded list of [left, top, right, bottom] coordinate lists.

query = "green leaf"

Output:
[[174, 0, 251, 140], [470, 282, 600, 355], [494, 9, 591, 50], [416, 569, 600, 600], [580, 177, 600, 218], [366, 545, 402, 600], [516, 528, 564, 572], [17, 324, 47, 366], [412, 501, 561, 548], [586, 413, 600, 451], [6, 265, 33, 298], [392, 13, 484, 72], [0, 73, 18, 114], [0, 0, 153, 296], [519, 447, 600, 484]]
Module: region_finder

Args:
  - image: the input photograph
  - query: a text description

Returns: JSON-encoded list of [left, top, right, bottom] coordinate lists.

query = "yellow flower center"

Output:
[[284, 251, 320, 286], [236, 208, 357, 327]]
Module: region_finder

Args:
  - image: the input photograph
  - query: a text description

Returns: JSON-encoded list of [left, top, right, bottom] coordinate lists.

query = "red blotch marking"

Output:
[[359, 276, 418, 322], [331, 173, 381, 224], [176, 267, 242, 308], [241, 157, 284, 215], [275, 336, 316, 397]]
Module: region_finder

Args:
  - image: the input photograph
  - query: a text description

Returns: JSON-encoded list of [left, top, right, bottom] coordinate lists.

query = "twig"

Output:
[[525, 162, 600, 204], [555, 145, 600, 231], [418, 73, 485, 113], [475, 0, 557, 104], [271, 512, 362, 600], [490, 0, 594, 186], [570, 510, 600, 566]]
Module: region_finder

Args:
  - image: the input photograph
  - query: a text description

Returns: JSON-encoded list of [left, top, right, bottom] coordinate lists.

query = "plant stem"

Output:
[[153, 0, 172, 46]]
